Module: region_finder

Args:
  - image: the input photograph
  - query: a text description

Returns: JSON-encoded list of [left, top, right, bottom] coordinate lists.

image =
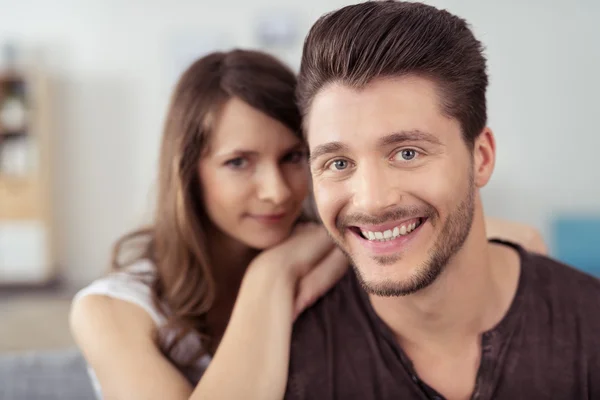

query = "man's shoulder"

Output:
[[292, 269, 363, 339], [285, 270, 381, 399], [524, 250, 600, 311], [520, 250, 600, 384]]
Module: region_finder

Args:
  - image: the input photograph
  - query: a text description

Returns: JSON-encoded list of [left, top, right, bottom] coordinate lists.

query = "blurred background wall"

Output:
[[0, 0, 598, 288]]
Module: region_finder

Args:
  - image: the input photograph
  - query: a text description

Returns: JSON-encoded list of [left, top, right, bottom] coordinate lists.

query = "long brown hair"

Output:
[[111, 49, 302, 362]]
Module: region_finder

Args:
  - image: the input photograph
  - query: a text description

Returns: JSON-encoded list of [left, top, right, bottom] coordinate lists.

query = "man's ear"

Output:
[[473, 127, 496, 188]]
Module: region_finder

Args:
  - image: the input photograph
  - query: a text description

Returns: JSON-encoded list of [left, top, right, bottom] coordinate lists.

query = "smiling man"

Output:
[[285, 2, 600, 400]]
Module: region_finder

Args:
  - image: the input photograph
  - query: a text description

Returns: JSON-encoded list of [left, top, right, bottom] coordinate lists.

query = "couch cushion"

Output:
[[0, 348, 96, 400]]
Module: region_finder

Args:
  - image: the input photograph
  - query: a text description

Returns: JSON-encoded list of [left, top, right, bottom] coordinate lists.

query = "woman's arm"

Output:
[[190, 224, 346, 400], [70, 295, 194, 400], [71, 224, 347, 400]]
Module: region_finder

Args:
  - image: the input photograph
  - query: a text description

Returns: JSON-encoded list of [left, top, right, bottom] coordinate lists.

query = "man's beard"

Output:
[[332, 173, 475, 297]]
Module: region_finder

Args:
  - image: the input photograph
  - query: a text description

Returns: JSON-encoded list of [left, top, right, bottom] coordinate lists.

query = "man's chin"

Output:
[[352, 259, 443, 297]]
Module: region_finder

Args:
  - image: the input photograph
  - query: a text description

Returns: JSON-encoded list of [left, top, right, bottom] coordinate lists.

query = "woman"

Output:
[[70, 49, 546, 400]]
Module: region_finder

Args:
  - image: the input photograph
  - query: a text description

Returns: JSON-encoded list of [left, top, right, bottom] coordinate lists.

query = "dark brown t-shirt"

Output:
[[285, 240, 600, 399]]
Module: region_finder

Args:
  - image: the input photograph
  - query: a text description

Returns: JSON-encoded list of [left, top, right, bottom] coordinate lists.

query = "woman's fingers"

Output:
[[283, 224, 336, 277], [485, 217, 548, 255]]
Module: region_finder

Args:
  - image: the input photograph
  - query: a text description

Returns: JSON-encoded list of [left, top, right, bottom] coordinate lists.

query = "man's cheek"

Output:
[[405, 171, 453, 208], [314, 186, 342, 230]]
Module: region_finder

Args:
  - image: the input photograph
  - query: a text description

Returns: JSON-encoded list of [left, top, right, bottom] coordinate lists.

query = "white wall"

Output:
[[0, 0, 598, 284]]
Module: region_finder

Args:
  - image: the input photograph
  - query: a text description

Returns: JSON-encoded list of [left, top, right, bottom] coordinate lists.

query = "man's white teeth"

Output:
[[360, 220, 421, 242]]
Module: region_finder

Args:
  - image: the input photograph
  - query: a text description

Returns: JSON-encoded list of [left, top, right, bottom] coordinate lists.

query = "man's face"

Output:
[[306, 76, 489, 296]]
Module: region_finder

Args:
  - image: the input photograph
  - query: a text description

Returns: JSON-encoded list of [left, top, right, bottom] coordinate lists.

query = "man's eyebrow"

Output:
[[308, 142, 349, 164], [377, 130, 443, 147]]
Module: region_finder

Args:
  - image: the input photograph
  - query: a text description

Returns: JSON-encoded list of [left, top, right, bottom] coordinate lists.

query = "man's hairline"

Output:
[[300, 74, 481, 151]]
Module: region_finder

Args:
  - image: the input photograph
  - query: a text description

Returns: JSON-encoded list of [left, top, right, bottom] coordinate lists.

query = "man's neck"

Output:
[[369, 210, 521, 353]]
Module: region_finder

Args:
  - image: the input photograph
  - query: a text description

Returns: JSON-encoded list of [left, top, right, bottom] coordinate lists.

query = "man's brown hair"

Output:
[[298, 1, 488, 145]]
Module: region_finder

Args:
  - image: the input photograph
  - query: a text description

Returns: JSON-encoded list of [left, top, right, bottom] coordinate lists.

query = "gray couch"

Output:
[[0, 348, 96, 399]]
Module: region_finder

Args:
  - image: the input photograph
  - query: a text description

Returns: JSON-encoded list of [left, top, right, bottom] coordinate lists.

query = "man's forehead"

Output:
[[305, 77, 452, 149]]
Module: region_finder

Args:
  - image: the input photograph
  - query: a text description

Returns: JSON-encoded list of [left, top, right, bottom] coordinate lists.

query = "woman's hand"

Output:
[[248, 223, 348, 319], [485, 217, 548, 255], [289, 225, 348, 319]]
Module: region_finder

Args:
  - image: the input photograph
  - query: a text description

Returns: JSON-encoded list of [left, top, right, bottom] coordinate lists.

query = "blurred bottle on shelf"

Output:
[[0, 42, 31, 177], [0, 42, 28, 132]]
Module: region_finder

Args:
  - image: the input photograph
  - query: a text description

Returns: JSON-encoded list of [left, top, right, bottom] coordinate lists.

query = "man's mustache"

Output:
[[335, 205, 437, 231]]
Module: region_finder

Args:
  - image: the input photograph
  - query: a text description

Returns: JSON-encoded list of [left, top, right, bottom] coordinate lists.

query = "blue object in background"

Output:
[[551, 215, 600, 277]]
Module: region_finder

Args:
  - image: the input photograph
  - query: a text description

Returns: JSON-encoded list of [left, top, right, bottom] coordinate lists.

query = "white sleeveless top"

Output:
[[72, 260, 212, 399]]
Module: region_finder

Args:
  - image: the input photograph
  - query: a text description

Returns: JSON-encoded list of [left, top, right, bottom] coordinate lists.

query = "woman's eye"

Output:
[[395, 149, 418, 161], [225, 157, 248, 169], [328, 159, 349, 171]]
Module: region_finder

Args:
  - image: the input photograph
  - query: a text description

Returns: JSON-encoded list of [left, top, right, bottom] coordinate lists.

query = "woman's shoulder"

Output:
[[72, 259, 166, 326], [70, 259, 211, 387], [69, 271, 163, 399]]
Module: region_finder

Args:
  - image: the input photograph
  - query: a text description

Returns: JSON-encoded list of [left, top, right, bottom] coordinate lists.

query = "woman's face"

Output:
[[199, 97, 309, 250]]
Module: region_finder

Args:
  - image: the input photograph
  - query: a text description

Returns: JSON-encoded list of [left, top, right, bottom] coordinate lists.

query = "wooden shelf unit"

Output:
[[0, 69, 57, 284]]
